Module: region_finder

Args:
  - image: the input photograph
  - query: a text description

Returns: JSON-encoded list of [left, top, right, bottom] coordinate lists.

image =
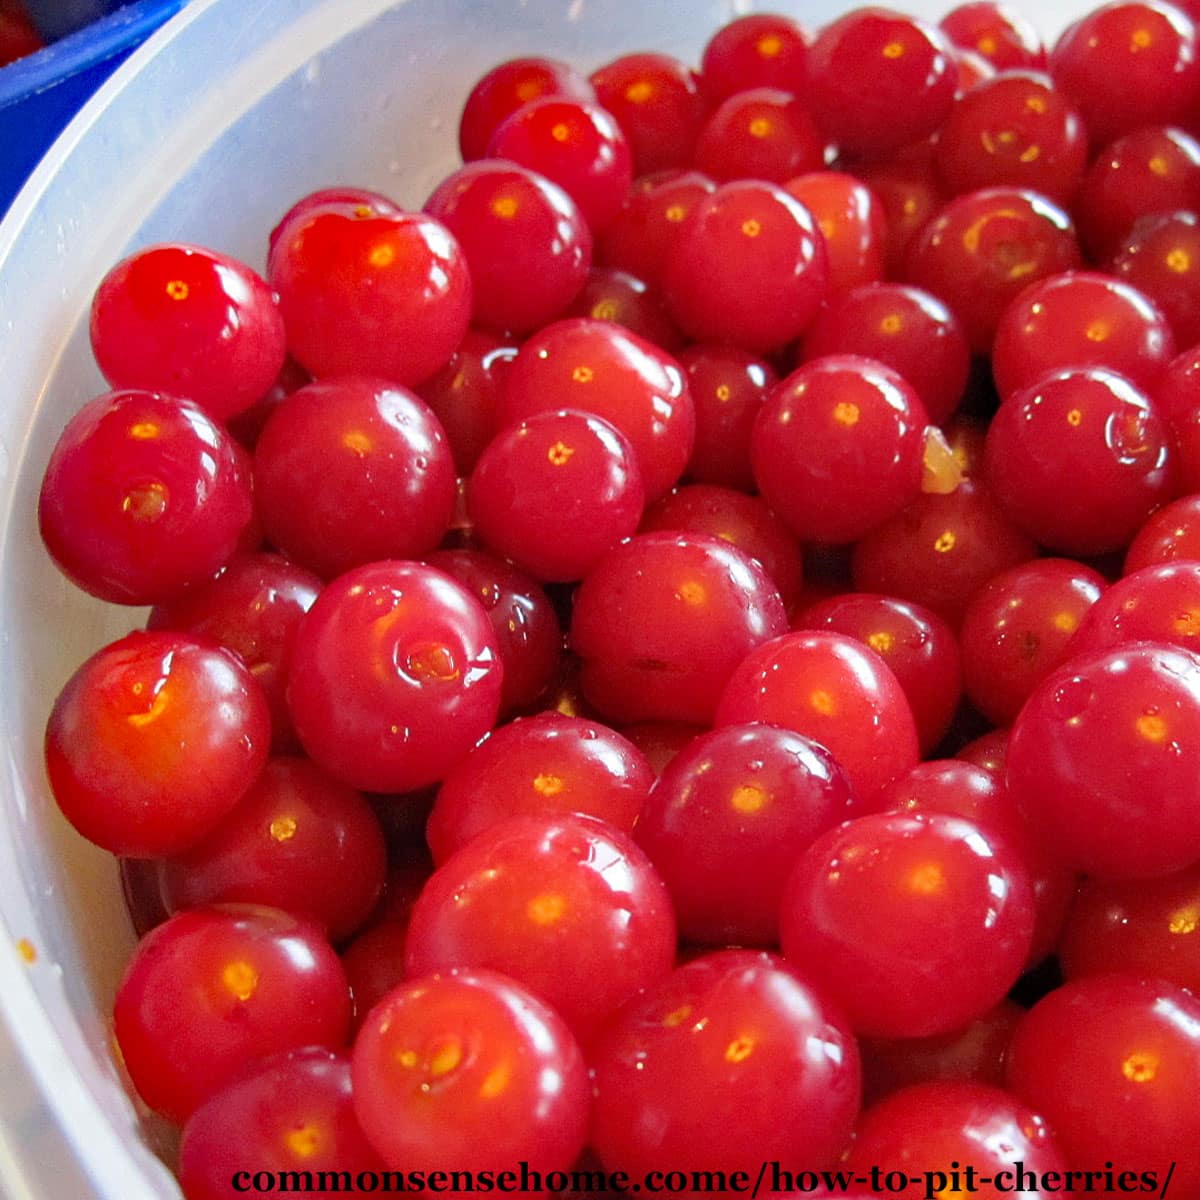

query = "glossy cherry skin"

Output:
[[780, 811, 1035, 1038], [801, 283, 969, 425], [860, 1001, 1024, 1105], [955, 727, 1010, 776], [146, 552, 319, 754], [39, 389, 255, 606], [952, 43, 999, 92], [906, 187, 1081, 354], [1126, 493, 1200, 570], [851, 481, 1038, 629], [993, 272, 1175, 400], [843, 1081, 1068, 1195], [1008, 641, 1200, 878], [286, 561, 503, 794], [268, 203, 471, 387], [640, 484, 804, 613], [487, 98, 633, 234], [424, 161, 592, 335], [619, 721, 704, 776], [1076, 125, 1200, 259], [597, 170, 716, 291], [1060, 862, 1200, 994], [45, 632, 270, 858], [857, 148, 947, 279], [179, 1049, 383, 1200], [984, 367, 1175, 556], [959, 558, 1107, 726], [415, 328, 517, 475], [495, 318, 692, 504], [807, 9, 956, 158], [567, 266, 684, 352], [590, 53, 706, 176], [935, 70, 1087, 204], [693, 89, 825, 185], [1049, 1, 1200, 148], [90, 243, 286, 422], [458, 55, 596, 161], [1007, 975, 1200, 1197], [753, 356, 928, 546], [426, 713, 653, 864], [1109, 210, 1200, 348], [662, 180, 829, 354], [941, 2, 1047, 70], [341, 919, 412, 1034], [699, 13, 810, 102], [404, 813, 675, 1039], [589, 950, 860, 1177], [157, 757, 387, 942], [715, 631, 919, 803], [352, 969, 589, 1173], [798, 593, 962, 754], [570, 532, 788, 726], [113, 905, 350, 1124], [253, 377, 455, 579], [678, 343, 778, 492], [426, 549, 561, 716], [269, 187, 401, 252], [783, 172, 887, 300], [636, 724, 858, 946], [468, 410, 644, 583], [1068, 562, 1200, 660]]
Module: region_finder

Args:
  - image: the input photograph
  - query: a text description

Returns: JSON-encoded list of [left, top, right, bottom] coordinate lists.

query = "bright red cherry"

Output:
[[45, 632, 270, 858], [801, 283, 970, 424], [715, 630, 920, 802], [268, 203, 471, 387], [1007, 975, 1200, 1197], [636, 723, 858, 945], [458, 56, 596, 161], [1060, 862, 1200, 993], [798, 593, 963, 754], [589, 950, 860, 1178], [90, 244, 286, 422], [955, 727, 1010, 776], [179, 1049, 383, 1200], [993, 271, 1176, 399], [857, 148, 947, 278], [590, 53, 707, 176], [906, 187, 1081, 354], [1008, 641, 1200, 878], [1126, 493, 1200, 570], [567, 266, 684, 352], [157, 757, 387, 942], [424, 161, 592, 335], [113, 905, 350, 1124], [1049, 1, 1200, 147], [752, 356, 929, 545], [951, 44, 998, 92], [780, 811, 1035, 1037], [286, 561, 503, 794], [486, 98, 633, 234], [941, 2, 1047, 70], [693, 89, 825, 184], [699, 13, 811, 102], [959, 558, 1107, 726], [783, 172, 887, 299], [495, 317, 693, 503], [425, 549, 561, 716], [426, 713, 652, 864], [807, 9, 957, 158], [467, 409, 644, 583], [934, 70, 1087, 203], [39, 389, 255, 606], [662, 180, 829, 354], [1068, 562, 1200, 659], [639, 484, 804, 613], [147, 552, 320, 755], [984, 367, 1175, 556], [570, 532, 788, 725], [253, 377, 456, 579], [404, 813, 675, 1038], [844, 1081, 1069, 1193], [1109, 210, 1200, 348], [352, 970, 589, 1173]]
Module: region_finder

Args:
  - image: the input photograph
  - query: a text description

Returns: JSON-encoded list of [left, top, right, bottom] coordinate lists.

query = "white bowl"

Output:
[[0, 1, 1082, 1196]]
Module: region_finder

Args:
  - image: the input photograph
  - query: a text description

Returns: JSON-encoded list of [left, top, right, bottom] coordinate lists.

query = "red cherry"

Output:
[[700, 13, 811, 102], [1068, 562, 1200, 658], [693, 89, 825, 184], [941, 2, 1047, 71], [1109, 210, 1200, 348], [567, 266, 684, 352], [1126, 492, 1200, 569]]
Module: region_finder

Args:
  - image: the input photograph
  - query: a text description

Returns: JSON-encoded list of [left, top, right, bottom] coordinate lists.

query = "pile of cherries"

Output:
[[34, 2, 1200, 1196]]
